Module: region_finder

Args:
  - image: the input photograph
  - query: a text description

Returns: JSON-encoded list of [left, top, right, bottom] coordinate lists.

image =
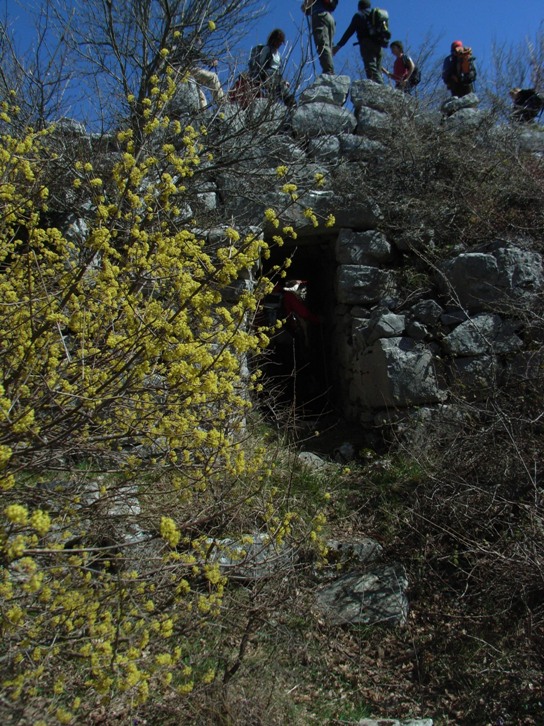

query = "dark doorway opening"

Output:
[[258, 239, 337, 421]]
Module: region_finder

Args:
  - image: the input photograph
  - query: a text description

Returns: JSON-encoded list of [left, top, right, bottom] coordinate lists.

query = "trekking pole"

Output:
[[304, 10, 316, 76], [302, 0, 315, 76]]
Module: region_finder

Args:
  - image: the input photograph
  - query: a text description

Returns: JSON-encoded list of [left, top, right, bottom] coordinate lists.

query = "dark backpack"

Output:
[[248, 44, 271, 81], [517, 89, 544, 112], [368, 8, 391, 48], [403, 55, 421, 86]]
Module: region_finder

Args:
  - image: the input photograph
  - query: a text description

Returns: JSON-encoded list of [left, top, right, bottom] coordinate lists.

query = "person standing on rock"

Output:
[[382, 40, 415, 92], [442, 40, 477, 98], [302, 0, 338, 76], [333, 0, 387, 84]]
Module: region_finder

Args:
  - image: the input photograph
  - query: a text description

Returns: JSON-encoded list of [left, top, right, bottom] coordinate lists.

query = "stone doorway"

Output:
[[260, 238, 338, 419]]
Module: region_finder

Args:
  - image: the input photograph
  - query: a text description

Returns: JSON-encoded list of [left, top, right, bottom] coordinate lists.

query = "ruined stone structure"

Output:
[[62, 75, 544, 434], [198, 75, 543, 434]]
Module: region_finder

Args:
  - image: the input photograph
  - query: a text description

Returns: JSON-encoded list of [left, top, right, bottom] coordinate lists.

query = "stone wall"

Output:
[[210, 74, 543, 428], [57, 74, 544, 431]]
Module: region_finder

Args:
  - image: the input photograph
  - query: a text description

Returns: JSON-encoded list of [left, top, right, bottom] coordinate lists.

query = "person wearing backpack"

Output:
[[229, 29, 295, 108], [442, 40, 477, 97], [302, 0, 338, 75], [333, 0, 390, 84], [250, 29, 296, 106], [509, 87, 544, 123], [382, 40, 417, 92]]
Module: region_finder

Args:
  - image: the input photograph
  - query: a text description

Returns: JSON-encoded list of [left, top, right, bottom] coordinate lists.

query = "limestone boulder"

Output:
[[354, 337, 444, 408], [315, 564, 409, 626], [442, 314, 523, 356], [291, 102, 357, 137], [299, 74, 351, 106], [335, 229, 393, 264], [350, 79, 409, 113], [336, 265, 394, 305], [356, 106, 392, 141]]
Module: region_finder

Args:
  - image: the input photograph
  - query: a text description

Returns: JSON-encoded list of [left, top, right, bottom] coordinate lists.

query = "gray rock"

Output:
[[356, 106, 392, 141], [410, 299, 444, 325], [366, 310, 406, 344], [292, 102, 357, 137], [336, 229, 393, 264], [351, 79, 408, 113], [440, 308, 470, 326], [336, 265, 394, 305], [354, 337, 444, 408], [442, 314, 523, 356], [298, 451, 329, 470], [442, 108, 488, 133], [169, 78, 202, 116], [494, 246, 543, 300], [299, 74, 351, 106], [448, 355, 502, 399], [441, 92, 480, 115], [326, 538, 383, 567], [212, 533, 293, 581], [339, 135, 387, 161], [308, 135, 341, 162], [273, 191, 381, 237], [441, 252, 500, 311], [517, 128, 544, 153], [405, 320, 428, 341], [316, 564, 409, 625]]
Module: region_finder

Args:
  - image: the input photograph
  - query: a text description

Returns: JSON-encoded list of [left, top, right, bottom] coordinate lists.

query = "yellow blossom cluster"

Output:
[[0, 63, 331, 720]]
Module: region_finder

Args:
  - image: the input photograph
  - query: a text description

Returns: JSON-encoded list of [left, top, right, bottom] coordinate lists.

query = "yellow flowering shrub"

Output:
[[0, 88, 326, 723]]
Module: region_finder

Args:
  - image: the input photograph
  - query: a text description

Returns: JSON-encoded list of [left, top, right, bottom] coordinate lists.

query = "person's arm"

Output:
[[333, 15, 358, 53], [442, 56, 452, 83]]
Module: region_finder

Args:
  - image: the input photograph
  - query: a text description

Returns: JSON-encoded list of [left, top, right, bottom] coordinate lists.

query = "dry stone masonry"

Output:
[[57, 73, 544, 440]]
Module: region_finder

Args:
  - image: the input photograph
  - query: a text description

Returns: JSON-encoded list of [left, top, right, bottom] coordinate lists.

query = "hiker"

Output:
[[333, 0, 390, 85], [442, 40, 477, 98], [382, 40, 415, 92], [229, 29, 295, 108], [509, 88, 544, 123], [282, 280, 321, 346], [302, 0, 338, 76], [267, 279, 322, 406], [249, 29, 296, 106], [170, 33, 224, 110]]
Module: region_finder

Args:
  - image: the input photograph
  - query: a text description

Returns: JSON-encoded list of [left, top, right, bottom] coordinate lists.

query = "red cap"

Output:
[[451, 40, 463, 50]]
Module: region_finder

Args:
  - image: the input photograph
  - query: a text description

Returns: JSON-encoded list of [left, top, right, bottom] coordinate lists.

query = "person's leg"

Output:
[[191, 67, 225, 106], [360, 41, 384, 84], [312, 13, 335, 74]]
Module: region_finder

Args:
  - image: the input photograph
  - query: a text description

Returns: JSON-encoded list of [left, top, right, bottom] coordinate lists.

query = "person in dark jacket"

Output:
[[333, 0, 384, 84], [442, 40, 476, 97], [509, 87, 544, 123], [302, 0, 338, 75]]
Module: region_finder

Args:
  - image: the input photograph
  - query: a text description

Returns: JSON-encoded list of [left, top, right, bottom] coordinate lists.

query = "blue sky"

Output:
[[6, 0, 543, 113], [248, 0, 543, 87]]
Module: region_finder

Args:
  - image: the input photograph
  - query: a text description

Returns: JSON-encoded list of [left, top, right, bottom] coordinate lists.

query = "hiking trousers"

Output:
[[311, 12, 335, 74], [191, 67, 225, 109], [360, 39, 384, 84], [446, 80, 473, 98]]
